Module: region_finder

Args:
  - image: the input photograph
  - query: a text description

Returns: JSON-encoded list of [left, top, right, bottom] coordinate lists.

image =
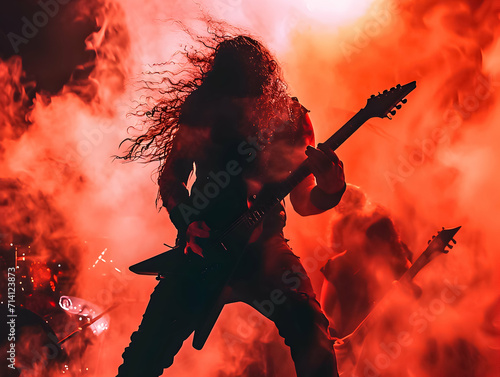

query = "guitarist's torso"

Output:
[[176, 93, 312, 231]]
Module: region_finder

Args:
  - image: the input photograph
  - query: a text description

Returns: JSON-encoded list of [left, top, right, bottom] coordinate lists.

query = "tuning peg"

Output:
[[391, 87, 395, 91], [396, 104, 402, 109], [432, 235, 435, 239], [447, 243, 454, 249], [451, 238, 457, 244], [370, 94, 375, 98], [383, 90, 388, 94], [390, 110, 396, 116], [396, 84, 401, 88], [427, 239, 431, 244], [402, 98, 407, 104]]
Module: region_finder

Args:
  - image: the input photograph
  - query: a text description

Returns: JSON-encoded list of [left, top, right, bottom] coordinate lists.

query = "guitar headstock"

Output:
[[402, 226, 461, 283], [363, 81, 416, 120], [426, 226, 461, 257]]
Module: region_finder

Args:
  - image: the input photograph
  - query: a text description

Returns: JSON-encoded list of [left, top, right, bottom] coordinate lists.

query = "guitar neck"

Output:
[[220, 110, 370, 238], [276, 110, 369, 201], [339, 227, 459, 344], [195, 82, 417, 350], [400, 233, 452, 283], [401, 251, 431, 282], [339, 253, 427, 343]]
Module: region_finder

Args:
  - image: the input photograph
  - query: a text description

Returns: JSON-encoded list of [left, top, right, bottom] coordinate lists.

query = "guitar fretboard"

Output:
[[218, 110, 369, 241]]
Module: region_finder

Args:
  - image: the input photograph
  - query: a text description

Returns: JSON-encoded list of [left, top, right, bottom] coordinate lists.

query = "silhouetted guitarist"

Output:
[[117, 35, 345, 377]]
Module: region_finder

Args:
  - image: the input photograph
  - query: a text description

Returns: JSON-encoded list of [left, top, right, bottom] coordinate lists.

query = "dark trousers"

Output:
[[117, 234, 338, 377]]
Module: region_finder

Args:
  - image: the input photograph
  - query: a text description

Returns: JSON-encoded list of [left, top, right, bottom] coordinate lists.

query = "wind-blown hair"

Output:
[[117, 22, 290, 171]]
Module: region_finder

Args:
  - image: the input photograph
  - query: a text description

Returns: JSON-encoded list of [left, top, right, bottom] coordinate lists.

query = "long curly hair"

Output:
[[117, 22, 290, 170]]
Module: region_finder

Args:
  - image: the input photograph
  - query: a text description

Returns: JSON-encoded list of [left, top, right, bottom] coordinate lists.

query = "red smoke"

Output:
[[1, 0, 499, 376]]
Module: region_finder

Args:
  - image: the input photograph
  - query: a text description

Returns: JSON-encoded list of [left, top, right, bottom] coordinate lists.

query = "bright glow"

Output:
[[305, 0, 376, 24], [92, 248, 108, 268], [59, 295, 110, 336]]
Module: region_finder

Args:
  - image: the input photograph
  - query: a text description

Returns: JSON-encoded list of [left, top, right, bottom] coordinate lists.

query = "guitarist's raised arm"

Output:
[[290, 112, 346, 216]]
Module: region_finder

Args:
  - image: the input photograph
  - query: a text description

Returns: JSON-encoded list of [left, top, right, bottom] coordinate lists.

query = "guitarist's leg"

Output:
[[117, 276, 202, 377], [237, 235, 339, 377]]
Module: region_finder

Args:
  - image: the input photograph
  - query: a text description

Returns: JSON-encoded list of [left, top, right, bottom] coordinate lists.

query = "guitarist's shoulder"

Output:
[[291, 96, 310, 114], [289, 96, 314, 144], [321, 250, 359, 279]]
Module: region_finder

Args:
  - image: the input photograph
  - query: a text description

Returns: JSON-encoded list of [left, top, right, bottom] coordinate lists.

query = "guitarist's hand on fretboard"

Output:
[[305, 143, 345, 195], [185, 221, 211, 257]]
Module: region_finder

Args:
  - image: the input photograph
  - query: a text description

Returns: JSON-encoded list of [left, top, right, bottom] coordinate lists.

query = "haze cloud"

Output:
[[1, 0, 499, 375]]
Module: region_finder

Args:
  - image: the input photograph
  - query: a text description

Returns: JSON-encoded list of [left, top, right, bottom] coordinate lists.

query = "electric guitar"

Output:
[[334, 226, 462, 375], [129, 81, 417, 350]]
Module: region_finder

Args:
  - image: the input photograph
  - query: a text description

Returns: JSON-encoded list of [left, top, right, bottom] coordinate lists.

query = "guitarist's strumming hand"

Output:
[[185, 220, 211, 257], [305, 143, 346, 194]]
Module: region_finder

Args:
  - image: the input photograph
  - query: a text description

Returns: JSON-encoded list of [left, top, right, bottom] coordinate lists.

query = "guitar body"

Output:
[[129, 246, 190, 276], [129, 217, 256, 350], [129, 210, 257, 276]]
